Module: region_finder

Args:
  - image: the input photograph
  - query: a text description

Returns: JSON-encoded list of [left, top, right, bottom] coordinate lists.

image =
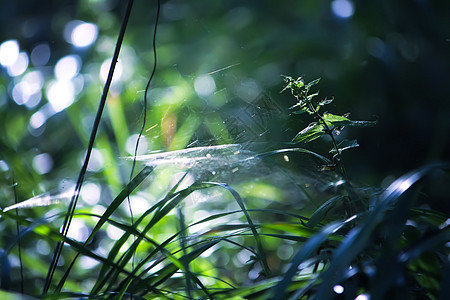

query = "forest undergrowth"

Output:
[[0, 1, 449, 299]]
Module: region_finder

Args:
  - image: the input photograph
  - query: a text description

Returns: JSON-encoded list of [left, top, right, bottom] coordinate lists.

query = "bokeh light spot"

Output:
[[24, 70, 45, 91], [46, 80, 75, 112], [333, 285, 344, 294], [194, 74, 216, 97], [36, 240, 51, 255], [12, 70, 44, 107], [126, 134, 148, 155], [7, 52, 29, 77], [0, 40, 19, 67], [32, 153, 53, 174], [106, 224, 124, 240], [235, 78, 260, 102], [236, 249, 251, 265], [81, 182, 101, 205], [12, 81, 33, 105], [55, 55, 81, 80], [31, 43, 51, 66], [0, 160, 9, 172], [277, 244, 294, 260], [100, 58, 123, 83], [331, 0, 354, 19], [66, 219, 89, 242], [79, 256, 99, 269], [86, 148, 104, 172], [367, 37, 385, 58], [66, 21, 98, 48], [30, 110, 47, 129], [127, 195, 150, 215]]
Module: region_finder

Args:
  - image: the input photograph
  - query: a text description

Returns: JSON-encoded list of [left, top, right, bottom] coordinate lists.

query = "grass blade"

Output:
[[56, 165, 154, 292], [272, 217, 355, 300], [205, 182, 271, 276], [315, 163, 450, 299], [44, 0, 136, 293]]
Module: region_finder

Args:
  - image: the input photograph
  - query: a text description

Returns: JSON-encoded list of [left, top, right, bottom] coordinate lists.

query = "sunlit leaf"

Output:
[[305, 78, 320, 90], [292, 123, 325, 143], [318, 97, 333, 106], [307, 91, 319, 101], [322, 112, 350, 125], [3, 190, 72, 212]]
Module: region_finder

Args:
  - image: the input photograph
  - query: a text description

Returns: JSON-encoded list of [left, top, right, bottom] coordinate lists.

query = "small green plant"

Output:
[[281, 75, 376, 172], [269, 75, 450, 300]]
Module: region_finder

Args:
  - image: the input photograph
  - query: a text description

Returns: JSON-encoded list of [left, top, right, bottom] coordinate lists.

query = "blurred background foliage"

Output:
[[0, 0, 449, 191], [0, 0, 449, 297]]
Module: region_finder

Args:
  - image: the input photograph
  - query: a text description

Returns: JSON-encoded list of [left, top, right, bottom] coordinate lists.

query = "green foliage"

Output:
[[1, 71, 448, 299], [0, 2, 448, 300], [282, 75, 376, 166]]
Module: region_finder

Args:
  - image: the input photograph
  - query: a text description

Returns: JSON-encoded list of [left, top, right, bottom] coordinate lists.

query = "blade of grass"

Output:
[[55, 165, 154, 292], [306, 195, 345, 228], [272, 216, 357, 299], [315, 163, 450, 299], [177, 206, 194, 300], [116, 232, 214, 299], [11, 174, 24, 294], [2, 211, 133, 283], [92, 182, 210, 294], [204, 182, 271, 276], [114, 188, 289, 297], [399, 225, 450, 263], [44, 0, 136, 294], [256, 147, 332, 165], [140, 240, 220, 288]]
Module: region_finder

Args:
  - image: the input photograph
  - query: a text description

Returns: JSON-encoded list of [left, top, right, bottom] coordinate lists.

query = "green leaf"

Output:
[[318, 97, 333, 106], [305, 78, 320, 90], [292, 123, 325, 143], [314, 163, 450, 299], [289, 102, 308, 114], [307, 91, 319, 101], [256, 147, 332, 165], [333, 119, 378, 127], [330, 139, 359, 154], [322, 113, 350, 126], [272, 219, 355, 300], [322, 113, 377, 128]]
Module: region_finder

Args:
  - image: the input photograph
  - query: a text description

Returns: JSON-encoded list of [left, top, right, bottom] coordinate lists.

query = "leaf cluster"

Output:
[[282, 76, 376, 159]]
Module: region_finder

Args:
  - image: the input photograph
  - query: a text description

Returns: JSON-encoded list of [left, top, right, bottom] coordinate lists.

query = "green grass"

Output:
[[1, 154, 448, 299]]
